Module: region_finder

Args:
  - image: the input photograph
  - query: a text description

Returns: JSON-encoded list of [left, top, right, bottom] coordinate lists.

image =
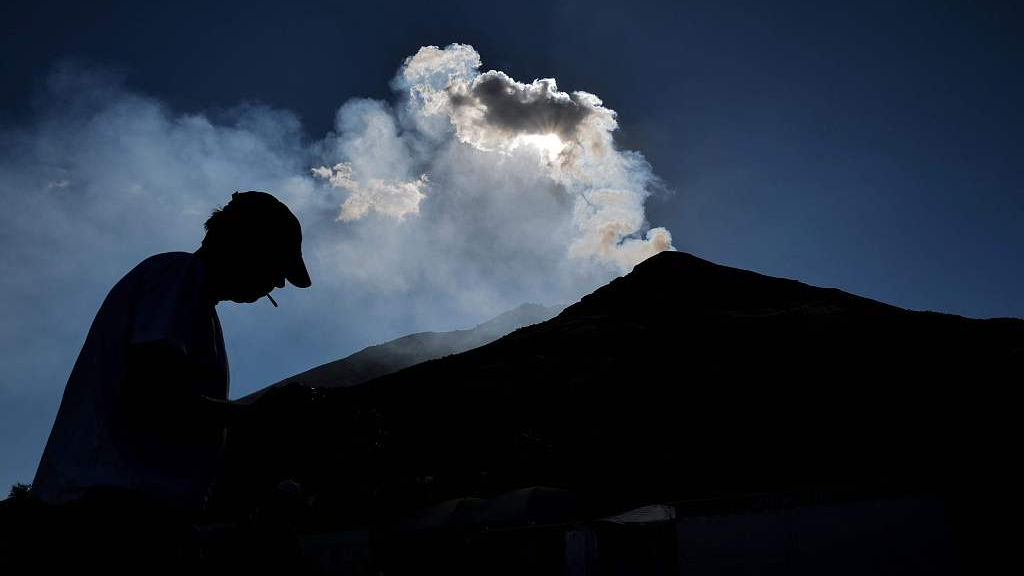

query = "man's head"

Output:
[[200, 191, 311, 304]]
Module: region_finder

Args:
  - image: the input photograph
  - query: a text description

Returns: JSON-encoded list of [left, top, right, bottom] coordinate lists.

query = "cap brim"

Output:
[[287, 253, 312, 288]]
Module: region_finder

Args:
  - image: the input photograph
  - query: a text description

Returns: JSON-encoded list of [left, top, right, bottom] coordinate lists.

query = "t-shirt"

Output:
[[32, 252, 230, 512]]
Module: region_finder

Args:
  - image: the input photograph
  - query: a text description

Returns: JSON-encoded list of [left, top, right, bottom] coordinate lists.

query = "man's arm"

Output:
[[122, 342, 250, 429]]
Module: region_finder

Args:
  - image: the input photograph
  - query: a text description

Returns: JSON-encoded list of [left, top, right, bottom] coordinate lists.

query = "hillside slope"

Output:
[[240, 303, 563, 402], [216, 252, 1022, 526]]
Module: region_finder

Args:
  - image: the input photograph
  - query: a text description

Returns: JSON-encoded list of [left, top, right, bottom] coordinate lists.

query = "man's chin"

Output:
[[231, 294, 264, 304]]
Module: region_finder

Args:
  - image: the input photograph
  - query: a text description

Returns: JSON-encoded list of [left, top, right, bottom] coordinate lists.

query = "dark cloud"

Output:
[[450, 71, 599, 141]]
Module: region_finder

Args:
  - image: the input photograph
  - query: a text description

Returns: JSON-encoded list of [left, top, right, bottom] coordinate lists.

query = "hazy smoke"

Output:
[[0, 43, 674, 491], [1, 44, 675, 395]]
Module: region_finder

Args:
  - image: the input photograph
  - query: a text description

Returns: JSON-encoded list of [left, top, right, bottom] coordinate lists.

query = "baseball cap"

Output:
[[225, 191, 312, 288]]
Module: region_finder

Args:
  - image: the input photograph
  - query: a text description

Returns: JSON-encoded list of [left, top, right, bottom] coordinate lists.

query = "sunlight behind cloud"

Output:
[[510, 133, 566, 162]]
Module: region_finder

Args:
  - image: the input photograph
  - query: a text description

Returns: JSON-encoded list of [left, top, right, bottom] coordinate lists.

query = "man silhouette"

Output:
[[28, 191, 311, 567]]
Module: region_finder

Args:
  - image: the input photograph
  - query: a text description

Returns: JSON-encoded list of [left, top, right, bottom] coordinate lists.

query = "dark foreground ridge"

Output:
[[215, 251, 1022, 534]]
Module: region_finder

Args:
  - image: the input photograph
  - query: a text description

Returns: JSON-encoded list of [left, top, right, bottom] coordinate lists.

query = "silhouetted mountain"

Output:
[[214, 252, 1022, 530], [240, 303, 563, 403]]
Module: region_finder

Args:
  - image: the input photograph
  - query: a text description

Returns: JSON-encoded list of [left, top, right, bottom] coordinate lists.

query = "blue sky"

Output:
[[2, 0, 1021, 491]]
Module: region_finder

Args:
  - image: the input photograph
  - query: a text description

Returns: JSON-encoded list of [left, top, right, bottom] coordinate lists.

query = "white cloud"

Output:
[[312, 163, 428, 222], [318, 43, 674, 273]]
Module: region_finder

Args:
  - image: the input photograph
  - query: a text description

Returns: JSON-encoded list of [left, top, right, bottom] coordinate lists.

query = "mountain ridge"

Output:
[[241, 302, 563, 402], [214, 251, 1022, 528]]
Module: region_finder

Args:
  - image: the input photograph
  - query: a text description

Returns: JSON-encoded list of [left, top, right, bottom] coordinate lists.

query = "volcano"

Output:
[[213, 251, 1022, 529]]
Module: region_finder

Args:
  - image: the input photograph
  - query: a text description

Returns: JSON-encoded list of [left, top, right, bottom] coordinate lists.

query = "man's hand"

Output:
[[196, 395, 252, 427], [246, 382, 309, 414], [197, 382, 311, 427]]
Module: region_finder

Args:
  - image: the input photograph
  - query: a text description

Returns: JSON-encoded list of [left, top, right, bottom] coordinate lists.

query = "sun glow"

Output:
[[510, 133, 566, 161]]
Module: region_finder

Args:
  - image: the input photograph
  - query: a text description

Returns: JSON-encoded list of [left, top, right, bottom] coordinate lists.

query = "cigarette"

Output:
[[267, 294, 278, 307]]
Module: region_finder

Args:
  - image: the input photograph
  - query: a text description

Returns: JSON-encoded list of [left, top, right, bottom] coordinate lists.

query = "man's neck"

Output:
[[193, 246, 224, 306]]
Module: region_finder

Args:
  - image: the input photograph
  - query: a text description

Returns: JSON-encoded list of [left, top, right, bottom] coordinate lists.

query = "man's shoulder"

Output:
[[110, 252, 205, 298], [137, 251, 199, 269], [124, 252, 201, 280]]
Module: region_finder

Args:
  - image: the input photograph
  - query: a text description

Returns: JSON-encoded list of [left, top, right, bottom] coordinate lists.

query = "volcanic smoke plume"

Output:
[[0, 44, 675, 406], [313, 43, 673, 274]]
